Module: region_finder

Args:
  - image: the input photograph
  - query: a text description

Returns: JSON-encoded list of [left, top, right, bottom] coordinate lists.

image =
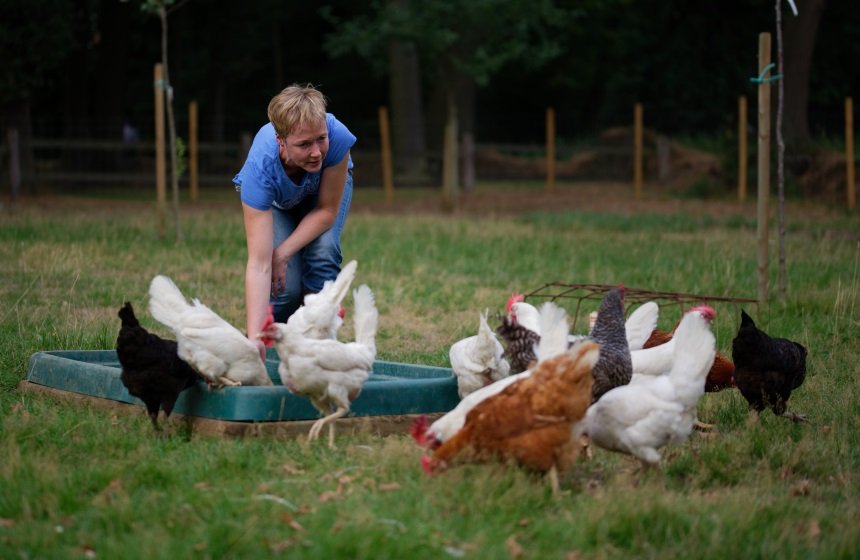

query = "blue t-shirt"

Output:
[[233, 113, 356, 211]]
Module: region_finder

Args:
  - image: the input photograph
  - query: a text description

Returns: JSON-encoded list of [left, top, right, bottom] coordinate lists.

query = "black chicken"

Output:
[[116, 302, 201, 432], [731, 309, 808, 422]]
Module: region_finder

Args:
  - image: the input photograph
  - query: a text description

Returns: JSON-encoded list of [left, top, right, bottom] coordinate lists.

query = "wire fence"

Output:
[[0, 106, 855, 203]]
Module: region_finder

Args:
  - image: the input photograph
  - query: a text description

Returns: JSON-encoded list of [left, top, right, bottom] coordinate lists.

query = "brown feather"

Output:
[[427, 341, 596, 475]]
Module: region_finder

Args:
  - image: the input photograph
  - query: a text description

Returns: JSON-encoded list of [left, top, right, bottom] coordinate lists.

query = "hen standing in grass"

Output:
[[116, 302, 201, 432], [731, 310, 808, 422], [422, 303, 596, 495], [449, 309, 511, 398], [259, 283, 378, 447], [584, 306, 717, 467]]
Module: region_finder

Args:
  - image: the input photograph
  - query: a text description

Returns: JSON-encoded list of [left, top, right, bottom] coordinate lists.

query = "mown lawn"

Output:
[[1, 182, 858, 558]]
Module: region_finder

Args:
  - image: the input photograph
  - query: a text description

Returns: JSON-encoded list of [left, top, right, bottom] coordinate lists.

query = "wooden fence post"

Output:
[[756, 33, 772, 305], [378, 106, 394, 207], [847, 97, 856, 210], [634, 102, 643, 199], [546, 107, 556, 192], [738, 95, 748, 202], [189, 100, 199, 203], [154, 63, 167, 239]]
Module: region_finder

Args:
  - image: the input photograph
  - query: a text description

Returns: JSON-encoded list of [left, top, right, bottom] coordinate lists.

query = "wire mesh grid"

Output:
[[523, 282, 759, 332]]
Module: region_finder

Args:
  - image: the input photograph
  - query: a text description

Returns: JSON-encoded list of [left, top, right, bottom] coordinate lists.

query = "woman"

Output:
[[233, 84, 356, 353]]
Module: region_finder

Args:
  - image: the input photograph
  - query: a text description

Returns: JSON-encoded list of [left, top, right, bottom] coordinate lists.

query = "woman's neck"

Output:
[[281, 159, 304, 183]]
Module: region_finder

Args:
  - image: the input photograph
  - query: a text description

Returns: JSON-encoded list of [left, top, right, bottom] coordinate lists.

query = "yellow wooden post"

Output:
[[378, 106, 394, 207], [756, 33, 772, 305], [546, 107, 556, 192], [634, 102, 643, 199], [189, 100, 199, 203], [441, 91, 458, 212], [847, 97, 856, 210], [154, 63, 166, 239], [738, 95, 748, 202]]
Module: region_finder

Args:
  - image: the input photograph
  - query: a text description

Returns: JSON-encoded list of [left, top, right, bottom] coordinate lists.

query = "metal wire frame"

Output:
[[523, 282, 759, 332]]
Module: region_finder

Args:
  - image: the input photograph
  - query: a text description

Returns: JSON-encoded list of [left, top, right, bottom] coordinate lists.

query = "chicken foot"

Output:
[[308, 406, 348, 448], [781, 411, 809, 423]]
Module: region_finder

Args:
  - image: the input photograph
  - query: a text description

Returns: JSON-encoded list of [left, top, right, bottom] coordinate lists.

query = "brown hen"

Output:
[[422, 339, 597, 495]]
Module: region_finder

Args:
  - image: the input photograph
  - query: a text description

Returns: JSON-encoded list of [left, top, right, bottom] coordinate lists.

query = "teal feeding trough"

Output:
[[23, 348, 458, 434]]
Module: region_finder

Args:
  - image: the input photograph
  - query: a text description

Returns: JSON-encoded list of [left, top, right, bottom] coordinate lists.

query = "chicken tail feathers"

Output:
[[118, 301, 140, 328], [352, 284, 378, 349], [321, 260, 358, 310], [535, 302, 569, 362], [476, 309, 498, 347], [148, 275, 190, 330]]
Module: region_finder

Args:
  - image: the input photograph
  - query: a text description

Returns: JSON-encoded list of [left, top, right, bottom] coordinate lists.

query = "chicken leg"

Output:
[[547, 466, 561, 497], [308, 406, 349, 448]]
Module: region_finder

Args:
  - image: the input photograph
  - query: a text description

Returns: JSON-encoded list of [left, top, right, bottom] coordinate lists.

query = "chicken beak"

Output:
[[257, 328, 282, 343]]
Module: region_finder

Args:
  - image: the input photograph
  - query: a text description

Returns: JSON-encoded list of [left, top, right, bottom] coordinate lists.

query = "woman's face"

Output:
[[277, 120, 329, 173]]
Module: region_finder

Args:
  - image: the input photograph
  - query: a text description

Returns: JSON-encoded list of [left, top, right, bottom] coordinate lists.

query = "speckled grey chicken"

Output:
[[731, 310, 808, 422], [494, 293, 542, 374], [495, 314, 541, 374], [588, 286, 633, 403]]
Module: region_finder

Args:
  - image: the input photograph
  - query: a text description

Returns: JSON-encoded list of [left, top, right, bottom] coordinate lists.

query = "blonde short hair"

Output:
[[267, 84, 328, 138]]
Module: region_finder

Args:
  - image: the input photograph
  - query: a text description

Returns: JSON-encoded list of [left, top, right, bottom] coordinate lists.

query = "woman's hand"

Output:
[[271, 245, 290, 295]]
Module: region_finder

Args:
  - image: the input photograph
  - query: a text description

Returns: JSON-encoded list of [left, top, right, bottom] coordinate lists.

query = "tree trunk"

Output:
[[457, 77, 476, 191], [783, 0, 826, 149], [3, 99, 34, 191], [387, 20, 427, 184]]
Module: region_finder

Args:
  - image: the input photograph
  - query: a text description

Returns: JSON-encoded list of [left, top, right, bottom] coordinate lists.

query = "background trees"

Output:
[[0, 0, 855, 182]]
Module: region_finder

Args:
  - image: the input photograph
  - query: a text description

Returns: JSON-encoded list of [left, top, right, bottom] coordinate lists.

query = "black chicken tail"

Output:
[[118, 301, 140, 328]]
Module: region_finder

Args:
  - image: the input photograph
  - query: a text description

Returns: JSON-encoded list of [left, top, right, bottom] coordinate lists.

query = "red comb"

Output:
[[409, 415, 429, 445], [260, 304, 275, 347], [688, 305, 716, 321], [420, 455, 435, 475], [506, 293, 524, 314], [338, 306, 345, 319]]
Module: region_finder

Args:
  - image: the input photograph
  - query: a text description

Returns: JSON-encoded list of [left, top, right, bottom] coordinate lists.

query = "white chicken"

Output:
[[628, 305, 714, 380], [413, 300, 571, 449], [583, 305, 717, 467], [260, 284, 378, 448], [507, 294, 541, 334], [449, 309, 511, 398], [287, 259, 357, 340], [148, 275, 273, 388], [624, 301, 659, 351]]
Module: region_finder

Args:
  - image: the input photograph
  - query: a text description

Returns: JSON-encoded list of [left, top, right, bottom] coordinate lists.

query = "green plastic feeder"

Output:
[[24, 348, 459, 423]]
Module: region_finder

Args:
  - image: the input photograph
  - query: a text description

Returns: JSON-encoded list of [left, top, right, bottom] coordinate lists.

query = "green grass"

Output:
[[1, 183, 859, 558]]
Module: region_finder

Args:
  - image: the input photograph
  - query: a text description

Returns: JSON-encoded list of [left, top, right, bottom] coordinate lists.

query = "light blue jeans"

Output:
[[271, 170, 353, 322]]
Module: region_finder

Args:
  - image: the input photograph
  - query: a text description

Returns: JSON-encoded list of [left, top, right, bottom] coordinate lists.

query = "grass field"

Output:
[[1, 182, 858, 558]]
